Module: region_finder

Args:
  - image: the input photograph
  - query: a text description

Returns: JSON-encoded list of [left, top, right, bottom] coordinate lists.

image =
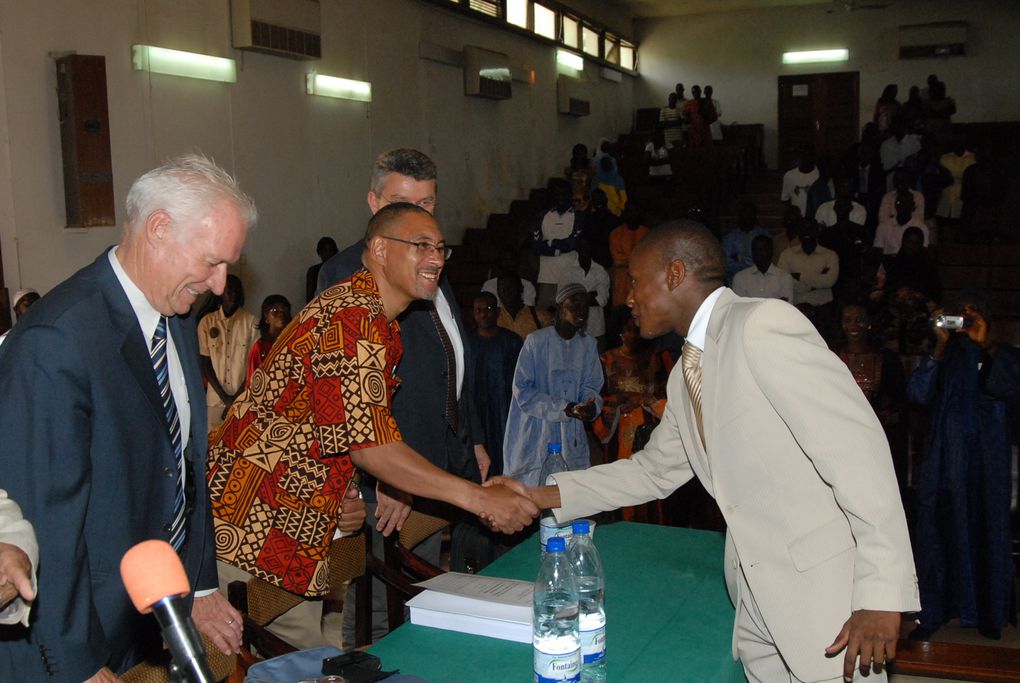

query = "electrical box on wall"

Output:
[[56, 54, 115, 228], [899, 21, 968, 59], [557, 76, 590, 117], [231, 0, 321, 60], [463, 46, 512, 100]]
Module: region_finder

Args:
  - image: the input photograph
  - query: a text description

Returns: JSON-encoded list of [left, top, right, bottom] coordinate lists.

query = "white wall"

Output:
[[634, 0, 1020, 169], [0, 0, 635, 311]]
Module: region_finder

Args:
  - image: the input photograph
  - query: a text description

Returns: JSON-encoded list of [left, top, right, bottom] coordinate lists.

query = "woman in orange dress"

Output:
[[246, 295, 292, 383], [594, 316, 674, 522]]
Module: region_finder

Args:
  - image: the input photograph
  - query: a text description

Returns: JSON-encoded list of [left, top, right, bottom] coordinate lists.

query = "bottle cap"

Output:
[[546, 537, 566, 553], [571, 520, 589, 535], [547, 442, 562, 454]]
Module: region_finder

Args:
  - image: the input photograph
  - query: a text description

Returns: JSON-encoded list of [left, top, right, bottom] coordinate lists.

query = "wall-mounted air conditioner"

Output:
[[463, 46, 512, 99], [231, 0, 321, 60], [899, 21, 967, 59], [557, 76, 590, 117]]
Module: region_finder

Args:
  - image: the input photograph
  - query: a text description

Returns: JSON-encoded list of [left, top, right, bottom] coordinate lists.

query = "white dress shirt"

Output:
[[732, 264, 795, 302]]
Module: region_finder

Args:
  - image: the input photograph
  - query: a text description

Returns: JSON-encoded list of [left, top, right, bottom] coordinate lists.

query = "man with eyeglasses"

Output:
[[209, 203, 537, 649], [317, 149, 492, 646]]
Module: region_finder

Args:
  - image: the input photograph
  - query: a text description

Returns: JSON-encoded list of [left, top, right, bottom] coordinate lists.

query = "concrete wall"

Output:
[[634, 0, 1020, 169], [0, 0, 635, 310]]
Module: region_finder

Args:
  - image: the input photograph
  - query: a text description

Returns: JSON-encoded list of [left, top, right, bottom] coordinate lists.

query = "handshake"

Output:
[[475, 476, 542, 534]]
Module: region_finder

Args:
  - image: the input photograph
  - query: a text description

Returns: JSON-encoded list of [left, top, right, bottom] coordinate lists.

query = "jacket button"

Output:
[[163, 523, 172, 532], [164, 467, 173, 477]]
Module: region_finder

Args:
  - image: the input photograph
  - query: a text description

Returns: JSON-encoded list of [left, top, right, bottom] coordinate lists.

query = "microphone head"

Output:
[[120, 540, 191, 614]]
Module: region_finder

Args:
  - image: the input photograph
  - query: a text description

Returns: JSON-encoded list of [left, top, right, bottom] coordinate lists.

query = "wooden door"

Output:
[[778, 72, 859, 170]]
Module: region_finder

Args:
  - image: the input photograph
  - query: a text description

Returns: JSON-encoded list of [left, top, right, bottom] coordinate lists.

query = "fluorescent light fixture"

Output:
[[305, 73, 372, 102], [132, 45, 236, 83], [557, 49, 584, 71], [782, 49, 849, 64]]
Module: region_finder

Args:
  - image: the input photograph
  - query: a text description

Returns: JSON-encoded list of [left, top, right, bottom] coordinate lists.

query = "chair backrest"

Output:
[[398, 509, 449, 550], [121, 634, 236, 683]]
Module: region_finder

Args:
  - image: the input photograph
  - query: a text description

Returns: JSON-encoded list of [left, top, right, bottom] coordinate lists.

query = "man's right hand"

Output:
[[375, 483, 413, 536], [475, 484, 538, 534], [86, 667, 122, 682], [0, 541, 34, 610]]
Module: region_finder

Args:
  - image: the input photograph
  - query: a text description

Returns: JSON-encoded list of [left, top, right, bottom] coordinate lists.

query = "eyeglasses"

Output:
[[381, 236, 452, 260]]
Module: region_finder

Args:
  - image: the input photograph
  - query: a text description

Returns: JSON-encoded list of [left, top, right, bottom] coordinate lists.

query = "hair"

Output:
[[258, 294, 291, 336], [224, 274, 245, 308], [637, 219, 725, 285], [474, 291, 498, 306], [751, 233, 773, 249], [901, 226, 925, 244], [316, 236, 338, 253], [125, 152, 257, 238], [363, 201, 434, 241], [369, 149, 437, 195], [880, 84, 898, 102]]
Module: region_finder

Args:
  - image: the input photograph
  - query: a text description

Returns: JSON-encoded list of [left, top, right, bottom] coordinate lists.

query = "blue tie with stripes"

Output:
[[151, 316, 187, 552]]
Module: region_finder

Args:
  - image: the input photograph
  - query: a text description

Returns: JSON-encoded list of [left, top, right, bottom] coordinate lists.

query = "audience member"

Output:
[[502, 283, 603, 487], [901, 86, 926, 134], [778, 219, 839, 309], [593, 315, 673, 522], [936, 137, 975, 222], [674, 83, 689, 143], [0, 489, 36, 627], [881, 227, 942, 309], [481, 249, 537, 307], [960, 145, 1008, 244], [834, 303, 908, 498], [923, 79, 956, 145], [533, 178, 584, 309], [565, 142, 594, 213], [874, 190, 929, 257], [872, 84, 901, 140], [721, 201, 768, 284], [878, 169, 925, 227], [902, 139, 949, 221], [780, 151, 819, 219], [880, 119, 921, 191], [496, 273, 551, 338], [305, 236, 338, 302], [732, 234, 794, 302], [0, 153, 253, 680], [609, 205, 649, 309], [469, 291, 523, 478], [658, 92, 683, 146], [245, 294, 292, 383], [0, 288, 39, 347], [815, 176, 866, 228], [772, 204, 803, 263], [703, 85, 723, 143], [644, 126, 673, 186], [591, 154, 627, 217], [908, 290, 1019, 642], [584, 188, 621, 270], [491, 220, 918, 683], [198, 274, 259, 428], [210, 204, 537, 647], [558, 238, 610, 351], [805, 156, 835, 221], [316, 149, 492, 645], [682, 85, 709, 147], [819, 196, 873, 304]]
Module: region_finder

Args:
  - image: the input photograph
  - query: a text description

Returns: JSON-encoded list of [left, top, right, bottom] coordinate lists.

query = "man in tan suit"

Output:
[[492, 221, 918, 682]]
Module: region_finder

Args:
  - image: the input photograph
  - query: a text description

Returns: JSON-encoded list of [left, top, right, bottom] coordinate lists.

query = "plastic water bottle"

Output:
[[539, 442, 572, 551], [533, 536, 581, 683], [568, 520, 606, 682]]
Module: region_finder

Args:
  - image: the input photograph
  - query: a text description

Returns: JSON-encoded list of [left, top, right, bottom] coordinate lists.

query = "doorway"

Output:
[[778, 71, 859, 171]]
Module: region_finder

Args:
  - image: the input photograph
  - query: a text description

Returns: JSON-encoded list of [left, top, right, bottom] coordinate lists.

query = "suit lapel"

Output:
[[700, 288, 737, 468], [169, 314, 206, 464]]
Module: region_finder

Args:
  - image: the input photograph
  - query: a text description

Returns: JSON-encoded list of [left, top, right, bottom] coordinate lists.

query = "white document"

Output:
[[407, 572, 533, 643]]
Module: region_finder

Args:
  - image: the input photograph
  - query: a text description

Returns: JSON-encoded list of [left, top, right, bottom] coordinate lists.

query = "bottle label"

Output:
[[580, 624, 606, 664], [540, 517, 573, 551], [534, 646, 581, 682]]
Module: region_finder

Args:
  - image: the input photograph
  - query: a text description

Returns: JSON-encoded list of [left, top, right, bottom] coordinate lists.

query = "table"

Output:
[[368, 522, 745, 682]]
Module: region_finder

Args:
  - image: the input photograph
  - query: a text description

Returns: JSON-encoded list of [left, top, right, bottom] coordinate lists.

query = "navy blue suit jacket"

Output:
[[317, 243, 482, 486], [0, 251, 217, 681]]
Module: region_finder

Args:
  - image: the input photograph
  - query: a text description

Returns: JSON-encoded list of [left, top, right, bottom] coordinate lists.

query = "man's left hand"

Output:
[[192, 592, 242, 656], [337, 483, 366, 535], [825, 609, 901, 682], [0, 541, 34, 610], [474, 444, 491, 484]]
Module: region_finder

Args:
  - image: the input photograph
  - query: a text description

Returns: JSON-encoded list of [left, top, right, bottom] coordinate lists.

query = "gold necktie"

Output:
[[681, 342, 705, 446]]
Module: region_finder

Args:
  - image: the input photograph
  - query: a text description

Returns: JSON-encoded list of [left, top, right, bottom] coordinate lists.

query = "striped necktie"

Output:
[[429, 305, 459, 433], [681, 341, 705, 447], [151, 316, 187, 552]]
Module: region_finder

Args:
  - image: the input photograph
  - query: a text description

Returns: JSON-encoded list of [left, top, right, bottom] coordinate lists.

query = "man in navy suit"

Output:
[[0, 153, 255, 681], [318, 149, 491, 644]]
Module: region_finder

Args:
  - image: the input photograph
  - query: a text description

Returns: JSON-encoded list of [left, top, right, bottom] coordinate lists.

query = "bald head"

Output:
[[634, 220, 726, 288]]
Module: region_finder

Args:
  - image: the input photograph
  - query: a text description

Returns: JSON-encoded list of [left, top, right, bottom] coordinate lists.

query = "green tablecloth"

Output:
[[369, 522, 745, 682]]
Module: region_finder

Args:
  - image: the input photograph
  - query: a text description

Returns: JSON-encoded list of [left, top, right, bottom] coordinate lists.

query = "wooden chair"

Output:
[[365, 509, 448, 633]]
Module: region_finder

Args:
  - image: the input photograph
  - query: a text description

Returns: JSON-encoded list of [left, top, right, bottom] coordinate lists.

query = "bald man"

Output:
[[492, 221, 918, 683]]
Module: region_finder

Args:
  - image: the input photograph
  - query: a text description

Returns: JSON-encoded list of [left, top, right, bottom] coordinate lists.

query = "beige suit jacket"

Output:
[[0, 488, 37, 626], [553, 289, 919, 681]]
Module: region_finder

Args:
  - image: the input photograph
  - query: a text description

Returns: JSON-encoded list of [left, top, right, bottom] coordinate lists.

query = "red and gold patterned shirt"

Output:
[[207, 269, 402, 596]]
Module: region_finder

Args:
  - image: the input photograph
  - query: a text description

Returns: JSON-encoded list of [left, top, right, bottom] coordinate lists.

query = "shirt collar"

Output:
[[685, 286, 726, 352], [108, 247, 162, 345]]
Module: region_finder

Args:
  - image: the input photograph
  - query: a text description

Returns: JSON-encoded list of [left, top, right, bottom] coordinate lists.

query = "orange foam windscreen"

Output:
[[120, 540, 191, 614]]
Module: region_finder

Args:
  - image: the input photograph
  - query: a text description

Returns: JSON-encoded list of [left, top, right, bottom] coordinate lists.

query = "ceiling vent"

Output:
[[231, 0, 321, 60], [899, 21, 967, 59]]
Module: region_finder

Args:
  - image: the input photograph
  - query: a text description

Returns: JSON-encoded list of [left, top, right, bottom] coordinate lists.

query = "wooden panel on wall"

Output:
[[56, 54, 115, 227]]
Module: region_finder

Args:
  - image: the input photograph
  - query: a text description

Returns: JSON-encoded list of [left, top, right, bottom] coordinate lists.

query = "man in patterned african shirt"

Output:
[[207, 203, 538, 647]]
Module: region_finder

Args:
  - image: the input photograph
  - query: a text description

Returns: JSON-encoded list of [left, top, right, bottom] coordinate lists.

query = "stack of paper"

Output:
[[407, 572, 533, 643]]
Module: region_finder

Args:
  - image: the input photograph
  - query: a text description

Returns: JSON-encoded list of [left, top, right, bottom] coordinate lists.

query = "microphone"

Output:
[[120, 540, 215, 683]]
